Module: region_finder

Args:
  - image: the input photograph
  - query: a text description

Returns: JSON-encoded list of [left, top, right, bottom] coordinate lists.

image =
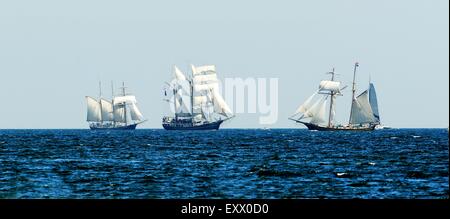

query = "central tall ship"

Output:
[[289, 62, 381, 131], [86, 82, 146, 130], [162, 64, 234, 130]]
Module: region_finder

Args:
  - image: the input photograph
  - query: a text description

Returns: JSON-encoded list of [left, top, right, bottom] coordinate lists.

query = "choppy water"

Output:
[[0, 129, 448, 199]]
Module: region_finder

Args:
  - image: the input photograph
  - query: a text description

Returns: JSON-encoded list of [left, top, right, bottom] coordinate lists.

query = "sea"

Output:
[[0, 129, 448, 199]]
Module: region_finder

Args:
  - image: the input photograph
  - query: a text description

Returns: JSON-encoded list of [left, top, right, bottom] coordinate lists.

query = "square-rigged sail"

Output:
[[86, 83, 145, 130], [191, 64, 233, 119], [163, 64, 234, 130]]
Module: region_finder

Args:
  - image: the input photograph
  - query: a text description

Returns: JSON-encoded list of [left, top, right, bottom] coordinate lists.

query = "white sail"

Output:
[[329, 95, 337, 125], [194, 96, 208, 106], [100, 99, 114, 121], [349, 90, 376, 125], [174, 66, 187, 81], [170, 67, 190, 96], [194, 83, 219, 93], [174, 96, 181, 112], [114, 95, 137, 104], [193, 74, 218, 84], [193, 92, 213, 115], [319, 80, 341, 93], [113, 105, 126, 123], [201, 102, 214, 121], [113, 95, 142, 123], [130, 102, 144, 121], [193, 114, 203, 122], [192, 90, 214, 120], [293, 91, 318, 116], [303, 96, 328, 125], [86, 96, 102, 122], [192, 64, 219, 92], [175, 91, 192, 116], [369, 83, 380, 123], [211, 89, 233, 117], [190, 64, 232, 118], [192, 65, 216, 75], [331, 95, 337, 121], [310, 97, 328, 125], [302, 97, 319, 119]]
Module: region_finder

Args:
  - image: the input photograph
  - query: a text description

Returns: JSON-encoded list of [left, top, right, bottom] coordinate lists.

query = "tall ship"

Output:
[[86, 82, 146, 130], [162, 64, 234, 130], [289, 62, 381, 131]]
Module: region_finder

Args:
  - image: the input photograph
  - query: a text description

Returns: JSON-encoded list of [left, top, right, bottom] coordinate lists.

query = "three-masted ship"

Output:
[[86, 82, 146, 130], [162, 65, 234, 130], [289, 62, 381, 131]]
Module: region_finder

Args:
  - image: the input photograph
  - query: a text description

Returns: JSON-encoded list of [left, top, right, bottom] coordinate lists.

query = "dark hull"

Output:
[[299, 122, 376, 131], [163, 120, 223, 130], [89, 124, 137, 130]]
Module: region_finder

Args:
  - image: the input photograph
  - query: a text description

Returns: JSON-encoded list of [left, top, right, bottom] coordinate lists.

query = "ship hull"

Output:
[[89, 124, 138, 130], [162, 120, 223, 130], [299, 122, 376, 131]]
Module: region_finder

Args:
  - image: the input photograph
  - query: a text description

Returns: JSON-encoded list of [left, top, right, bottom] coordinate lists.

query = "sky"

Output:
[[0, 0, 448, 129]]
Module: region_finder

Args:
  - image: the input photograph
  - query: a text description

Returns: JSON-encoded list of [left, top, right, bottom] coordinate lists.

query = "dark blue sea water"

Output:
[[0, 129, 448, 199]]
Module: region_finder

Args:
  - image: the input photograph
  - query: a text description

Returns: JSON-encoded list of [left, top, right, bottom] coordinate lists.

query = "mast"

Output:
[[190, 69, 194, 123], [122, 82, 127, 125], [111, 81, 115, 127], [208, 89, 214, 121], [327, 68, 335, 127], [173, 88, 178, 121], [348, 62, 359, 125], [99, 81, 103, 123]]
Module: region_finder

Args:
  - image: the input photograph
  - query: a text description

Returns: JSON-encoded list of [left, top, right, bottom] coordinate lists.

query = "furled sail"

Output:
[[319, 80, 341, 93], [86, 96, 102, 122], [100, 99, 114, 121], [349, 90, 376, 125], [369, 83, 380, 123], [113, 95, 137, 104]]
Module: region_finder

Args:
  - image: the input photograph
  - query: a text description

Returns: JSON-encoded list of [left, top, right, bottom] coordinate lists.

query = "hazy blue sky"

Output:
[[0, 0, 448, 129]]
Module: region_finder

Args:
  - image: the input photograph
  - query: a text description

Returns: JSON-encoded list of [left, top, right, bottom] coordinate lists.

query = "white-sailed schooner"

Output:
[[289, 62, 381, 131], [162, 64, 234, 130], [86, 82, 146, 130]]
